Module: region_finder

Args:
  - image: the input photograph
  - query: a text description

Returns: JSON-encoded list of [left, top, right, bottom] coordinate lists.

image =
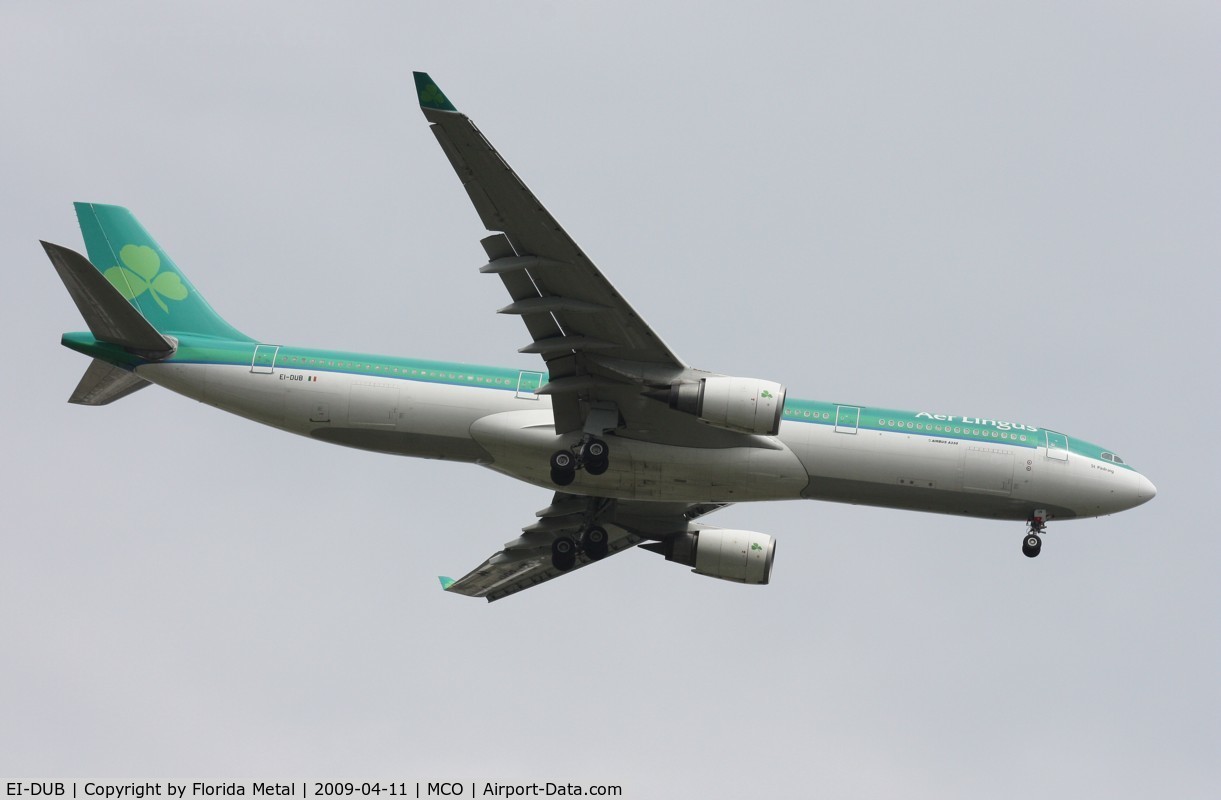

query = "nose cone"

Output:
[[1135, 473, 1158, 505]]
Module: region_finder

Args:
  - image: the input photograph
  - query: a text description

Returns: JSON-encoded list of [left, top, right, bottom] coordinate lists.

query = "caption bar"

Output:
[[5, 784, 623, 799]]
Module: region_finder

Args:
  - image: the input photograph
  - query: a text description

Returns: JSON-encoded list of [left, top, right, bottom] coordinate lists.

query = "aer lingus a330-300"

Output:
[[44, 73, 1156, 601]]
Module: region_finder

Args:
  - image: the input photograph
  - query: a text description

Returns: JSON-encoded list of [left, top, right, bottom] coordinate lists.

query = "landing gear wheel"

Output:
[[549, 450, 576, 486], [1022, 534, 1043, 558], [583, 526, 609, 561], [551, 536, 577, 571], [582, 438, 610, 476]]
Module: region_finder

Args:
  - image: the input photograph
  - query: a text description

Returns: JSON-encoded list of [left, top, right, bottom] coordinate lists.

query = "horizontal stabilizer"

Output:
[[68, 359, 151, 405], [42, 241, 174, 356]]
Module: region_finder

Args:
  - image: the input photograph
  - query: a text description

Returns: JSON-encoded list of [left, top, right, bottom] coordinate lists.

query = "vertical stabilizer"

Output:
[[74, 203, 252, 341]]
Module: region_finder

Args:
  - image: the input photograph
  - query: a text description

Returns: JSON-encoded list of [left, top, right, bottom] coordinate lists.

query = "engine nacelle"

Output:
[[663, 376, 787, 436], [645, 528, 776, 585]]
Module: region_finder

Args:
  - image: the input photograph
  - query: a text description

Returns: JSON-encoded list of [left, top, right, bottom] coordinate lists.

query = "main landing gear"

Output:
[[1022, 510, 1048, 558], [549, 436, 609, 486], [550, 525, 609, 572]]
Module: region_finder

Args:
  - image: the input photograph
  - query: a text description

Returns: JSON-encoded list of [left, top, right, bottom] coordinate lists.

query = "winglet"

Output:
[[438, 576, 456, 591], [414, 72, 457, 112]]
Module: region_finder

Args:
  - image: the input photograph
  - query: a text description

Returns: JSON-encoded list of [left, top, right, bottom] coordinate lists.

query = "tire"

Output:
[[550, 450, 574, 471], [584, 439, 607, 459], [1022, 534, 1042, 558], [551, 466, 575, 486], [584, 526, 609, 561], [551, 536, 577, 571], [585, 456, 609, 476]]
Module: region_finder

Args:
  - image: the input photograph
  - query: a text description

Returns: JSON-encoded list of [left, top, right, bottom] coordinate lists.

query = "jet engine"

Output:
[[641, 528, 776, 584], [652, 376, 787, 436]]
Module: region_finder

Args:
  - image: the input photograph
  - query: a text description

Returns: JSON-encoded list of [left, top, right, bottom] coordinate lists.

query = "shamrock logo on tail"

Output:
[[420, 83, 449, 108], [104, 245, 188, 313]]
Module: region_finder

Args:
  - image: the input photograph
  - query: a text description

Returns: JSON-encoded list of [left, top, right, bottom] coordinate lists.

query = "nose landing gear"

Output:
[[1022, 510, 1048, 558]]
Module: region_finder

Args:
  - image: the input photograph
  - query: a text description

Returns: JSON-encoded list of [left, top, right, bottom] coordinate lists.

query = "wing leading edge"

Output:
[[413, 71, 694, 436]]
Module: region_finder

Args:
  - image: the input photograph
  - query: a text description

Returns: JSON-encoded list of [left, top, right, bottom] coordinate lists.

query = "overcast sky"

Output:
[[2, 2, 1218, 797]]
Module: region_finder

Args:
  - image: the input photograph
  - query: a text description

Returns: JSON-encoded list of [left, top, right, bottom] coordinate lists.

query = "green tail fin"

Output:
[[74, 203, 252, 341], [413, 72, 457, 112]]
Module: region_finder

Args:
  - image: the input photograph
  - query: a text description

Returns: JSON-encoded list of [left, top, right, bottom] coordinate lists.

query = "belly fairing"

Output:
[[469, 410, 809, 502]]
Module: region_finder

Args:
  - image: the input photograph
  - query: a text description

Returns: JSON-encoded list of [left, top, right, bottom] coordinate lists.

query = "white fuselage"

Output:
[[140, 360, 1151, 522]]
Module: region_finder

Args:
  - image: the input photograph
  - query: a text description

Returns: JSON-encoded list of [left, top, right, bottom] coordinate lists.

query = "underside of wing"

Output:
[[440, 526, 645, 602], [441, 492, 729, 602]]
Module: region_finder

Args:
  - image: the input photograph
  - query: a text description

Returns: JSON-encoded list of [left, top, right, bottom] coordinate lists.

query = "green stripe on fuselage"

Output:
[[783, 398, 1040, 448], [64, 332, 1132, 469], [780, 397, 1132, 470]]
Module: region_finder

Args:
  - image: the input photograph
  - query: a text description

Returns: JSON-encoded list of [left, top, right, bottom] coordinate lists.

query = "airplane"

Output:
[[43, 72, 1156, 601]]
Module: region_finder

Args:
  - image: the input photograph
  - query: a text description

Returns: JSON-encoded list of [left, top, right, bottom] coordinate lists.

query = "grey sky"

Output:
[[2, 2, 1218, 797]]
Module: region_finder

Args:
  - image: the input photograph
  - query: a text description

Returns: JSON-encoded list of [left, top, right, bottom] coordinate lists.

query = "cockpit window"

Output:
[[1101, 452, 1126, 465]]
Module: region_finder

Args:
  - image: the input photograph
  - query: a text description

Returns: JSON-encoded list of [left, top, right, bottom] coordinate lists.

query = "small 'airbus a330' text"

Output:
[[44, 73, 1156, 600]]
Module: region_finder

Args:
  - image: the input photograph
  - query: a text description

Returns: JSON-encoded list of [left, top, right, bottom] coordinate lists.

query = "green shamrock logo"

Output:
[[750, 543, 763, 551], [104, 245, 189, 313], [420, 83, 449, 107], [761, 390, 773, 399]]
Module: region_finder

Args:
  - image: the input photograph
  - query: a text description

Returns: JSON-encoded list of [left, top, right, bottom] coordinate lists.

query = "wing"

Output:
[[441, 492, 728, 602], [415, 72, 699, 435]]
